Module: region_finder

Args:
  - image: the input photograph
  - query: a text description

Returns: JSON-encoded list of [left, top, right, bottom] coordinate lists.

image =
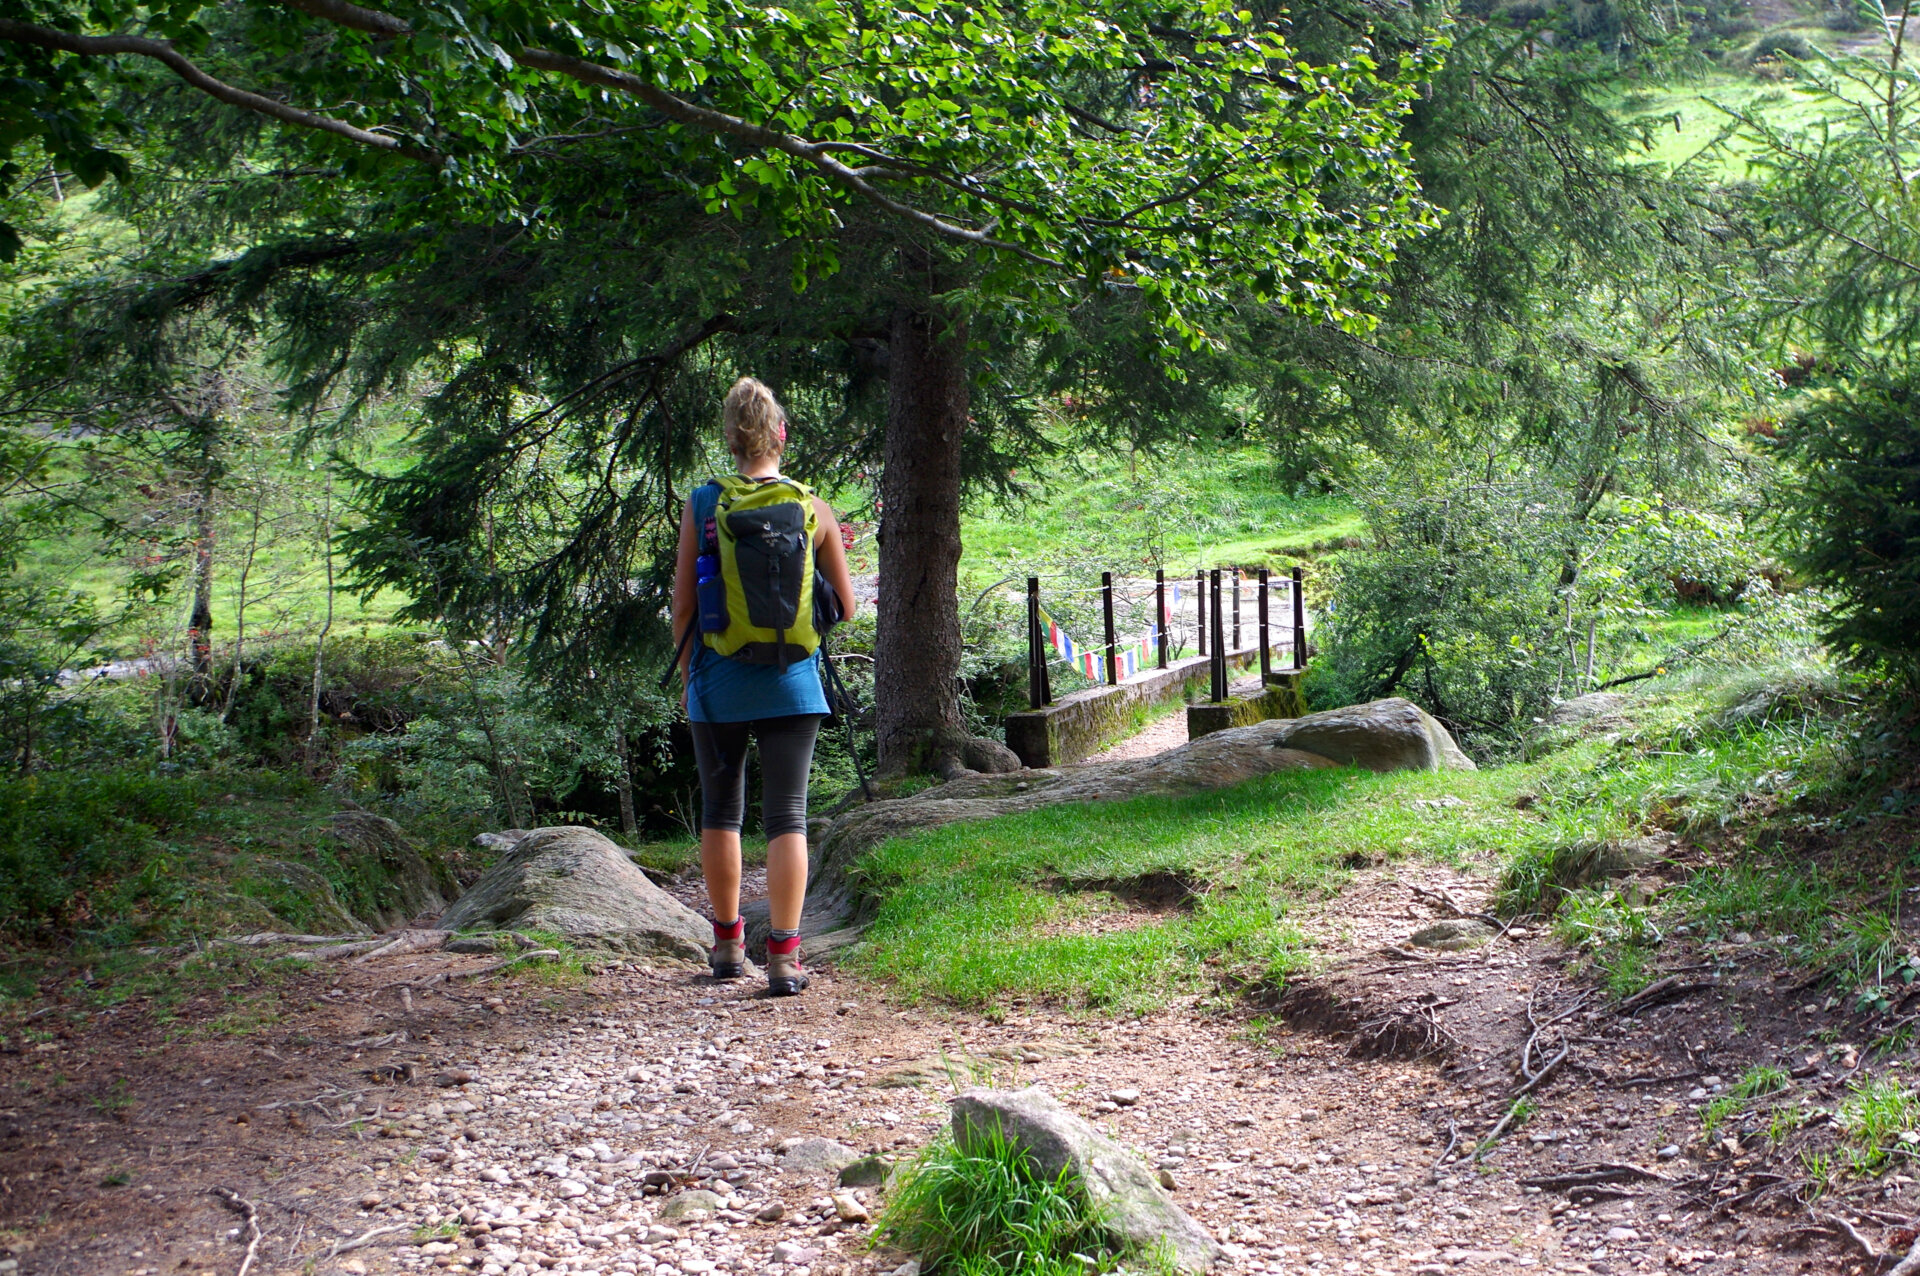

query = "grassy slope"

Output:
[[847, 662, 1855, 1012], [961, 444, 1358, 587], [1618, 70, 1855, 174]]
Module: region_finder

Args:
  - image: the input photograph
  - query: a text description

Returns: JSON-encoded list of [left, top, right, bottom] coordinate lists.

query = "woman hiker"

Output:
[[670, 376, 857, 996]]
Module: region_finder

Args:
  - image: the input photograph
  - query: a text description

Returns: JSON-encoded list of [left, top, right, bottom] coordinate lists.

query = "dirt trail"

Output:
[[0, 852, 1875, 1276]]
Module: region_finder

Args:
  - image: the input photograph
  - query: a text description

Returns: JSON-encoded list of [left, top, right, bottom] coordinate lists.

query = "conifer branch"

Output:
[[0, 19, 437, 162]]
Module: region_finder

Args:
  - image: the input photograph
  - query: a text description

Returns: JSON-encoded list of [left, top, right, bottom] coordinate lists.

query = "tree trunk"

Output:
[[220, 497, 263, 724], [307, 477, 336, 770], [874, 302, 970, 776], [613, 722, 639, 836], [186, 459, 216, 705]]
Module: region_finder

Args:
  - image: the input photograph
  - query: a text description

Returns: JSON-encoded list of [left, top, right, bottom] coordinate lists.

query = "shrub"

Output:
[[0, 769, 205, 940], [1310, 469, 1564, 749], [1746, 29, 1815, 65], [1779, 379, 1920, 683]]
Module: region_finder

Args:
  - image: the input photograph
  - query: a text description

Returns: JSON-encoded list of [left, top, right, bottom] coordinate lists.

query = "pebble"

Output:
[[1108, 1088, 1140, 1106], [831, 1191, 870, 1222], [756, 1201, 787, 1222], [780, 1136, 860, 1171], [772, 1242, 821, 1265], [1608, 1226, 1640, 1242], [660, 1189, 723, 1221]]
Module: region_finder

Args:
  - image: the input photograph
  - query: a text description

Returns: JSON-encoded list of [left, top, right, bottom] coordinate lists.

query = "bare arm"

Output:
[[672, 499, 700, 682], [812, 497, 857, 622]]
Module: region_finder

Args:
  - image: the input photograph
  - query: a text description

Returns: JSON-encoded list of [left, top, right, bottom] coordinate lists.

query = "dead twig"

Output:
[[1433, 1119, 1460, 1169], [1819, 1212, 1882, 1263], [285, 1218, 306, 1265], [1351, 1001, 1460, 1060], [1889, 1239, 1920, 1276], [1617, 975, 1715, 1015], [1408, 884, 1526, 940], [314, 1223, 411, 1261], [1474, 1039, 1571, 1160], [211, 1187, 264, 1276]]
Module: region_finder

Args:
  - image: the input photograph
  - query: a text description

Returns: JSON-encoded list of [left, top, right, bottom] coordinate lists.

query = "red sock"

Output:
[[713, 917, 743, 939], [766, 935, 801, 956]]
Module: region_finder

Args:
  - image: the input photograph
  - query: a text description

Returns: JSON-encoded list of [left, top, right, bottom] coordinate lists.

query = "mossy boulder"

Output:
[[436, 826, 709, 960]]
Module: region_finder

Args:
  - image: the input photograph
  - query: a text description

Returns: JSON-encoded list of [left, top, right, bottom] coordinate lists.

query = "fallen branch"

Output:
[[215, 931, 368, 947], [314, 1222, 411, 1261], [211, 1186, 264, 1276], [1617, 975, 1715, 1015], [1475, 1040, 1571, 1160], [1523, 1163, 1672, 1190], [1890, 1239, 1920, 1276]]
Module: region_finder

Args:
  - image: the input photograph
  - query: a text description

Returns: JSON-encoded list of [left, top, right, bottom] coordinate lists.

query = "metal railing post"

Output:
[[1258, 568, 1271, 683], [1209, 569, 1226, 702], [1155, 569, 1169, 669], [1291, 566, 1307, 671], [1196, 569, 1206, 657], [1102, 571, 1118, 686], [1232, 568, 1241, 651], [1027, 576, 1044, 709]]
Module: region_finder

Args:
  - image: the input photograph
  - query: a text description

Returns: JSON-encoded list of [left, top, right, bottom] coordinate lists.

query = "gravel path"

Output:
[[1080, 673, 1270, 765], [3, 868, 1844, 1276]]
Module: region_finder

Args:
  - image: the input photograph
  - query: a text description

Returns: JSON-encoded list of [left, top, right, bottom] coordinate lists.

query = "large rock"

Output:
[[1271, 697, 1476, 773], [1545, 692, 1627, 726], [961, 736, 1023, 774], [437, 826, 710, 960], [321, 808, 456, 929], [950, 1087, 1218, 1273]]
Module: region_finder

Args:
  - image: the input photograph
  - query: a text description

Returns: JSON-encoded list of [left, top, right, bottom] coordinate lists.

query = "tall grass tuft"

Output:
[[873, 1125, 1129, 1276]]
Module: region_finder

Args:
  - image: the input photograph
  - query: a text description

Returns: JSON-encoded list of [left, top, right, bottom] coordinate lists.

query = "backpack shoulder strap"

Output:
[[691, 480, 723, 553]]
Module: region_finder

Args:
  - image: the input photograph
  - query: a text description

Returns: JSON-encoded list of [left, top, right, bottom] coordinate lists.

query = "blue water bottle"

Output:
[[697, 542, 728, 633]]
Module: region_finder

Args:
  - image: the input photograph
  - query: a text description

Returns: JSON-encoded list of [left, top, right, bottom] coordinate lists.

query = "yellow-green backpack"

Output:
[[700, 474, 821, 666]]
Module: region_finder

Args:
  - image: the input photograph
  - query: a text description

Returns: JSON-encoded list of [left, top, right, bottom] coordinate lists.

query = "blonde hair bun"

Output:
[[723, 377, 787, 460]]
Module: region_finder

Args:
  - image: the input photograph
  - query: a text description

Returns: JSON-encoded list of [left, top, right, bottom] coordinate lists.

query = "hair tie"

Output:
[[775, 417, 788, 445]]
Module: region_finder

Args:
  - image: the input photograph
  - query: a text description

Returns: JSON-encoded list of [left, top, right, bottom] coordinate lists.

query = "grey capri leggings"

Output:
[[689, 715, 823, 836]]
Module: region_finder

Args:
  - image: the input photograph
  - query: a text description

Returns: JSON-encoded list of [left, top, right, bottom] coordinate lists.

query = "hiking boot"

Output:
[[765, 936, 809, 997], [709, 919, 745, 980]]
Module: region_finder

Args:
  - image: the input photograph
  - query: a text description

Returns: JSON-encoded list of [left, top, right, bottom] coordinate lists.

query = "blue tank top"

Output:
[[686, 480, 829, 724]]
